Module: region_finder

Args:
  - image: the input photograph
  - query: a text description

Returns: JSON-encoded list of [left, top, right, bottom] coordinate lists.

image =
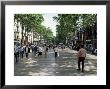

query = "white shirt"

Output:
[[39, 47, 43, 52], [44, 46, 46, 51], [54, 47, 58, 52], [14, 46, 19, 53], [26, 47, 28, 53]]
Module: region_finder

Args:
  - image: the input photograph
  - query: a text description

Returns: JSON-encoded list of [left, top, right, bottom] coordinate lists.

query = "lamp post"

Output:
[[75, 36, 78, 44], [79, 28, 85, 44]]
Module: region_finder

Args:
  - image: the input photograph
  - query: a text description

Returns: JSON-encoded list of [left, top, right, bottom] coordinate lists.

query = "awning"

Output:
[[86, 40, 91, 41]]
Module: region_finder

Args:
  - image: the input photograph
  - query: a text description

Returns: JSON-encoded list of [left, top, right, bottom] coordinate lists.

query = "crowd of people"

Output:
[[14, 43, 59, 63], [14, 42, 87, 72]]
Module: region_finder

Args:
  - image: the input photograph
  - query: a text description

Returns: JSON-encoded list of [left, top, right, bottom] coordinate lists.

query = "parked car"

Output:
[[90, 46, 95, 53], [93, 49, 97, 55], [85, 44, 92, 51], [58, 43, 63, 48]]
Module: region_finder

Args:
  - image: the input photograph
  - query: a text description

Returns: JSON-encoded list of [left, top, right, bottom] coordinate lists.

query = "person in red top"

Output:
[[77, 44, 86, 72]]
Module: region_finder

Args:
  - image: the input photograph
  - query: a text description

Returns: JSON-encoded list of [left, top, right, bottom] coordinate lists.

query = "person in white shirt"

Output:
[[43, 45, 47, 55], [19, 45, 24, 59], [54, 46, 59, 58], [24, 45, 30, 58], [38, 46, 43, 56]]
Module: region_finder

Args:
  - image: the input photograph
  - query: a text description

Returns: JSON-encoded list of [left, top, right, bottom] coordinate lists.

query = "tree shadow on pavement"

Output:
[[14, 50, 97, 76]]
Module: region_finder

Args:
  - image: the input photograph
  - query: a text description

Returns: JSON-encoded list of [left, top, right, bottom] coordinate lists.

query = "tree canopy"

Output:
[[53, 14, 97, 44], [14, 14, 53, 43]]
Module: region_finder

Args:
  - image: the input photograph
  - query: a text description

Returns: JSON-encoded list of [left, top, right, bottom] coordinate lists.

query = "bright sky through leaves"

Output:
[[42, 13, 58, 36]]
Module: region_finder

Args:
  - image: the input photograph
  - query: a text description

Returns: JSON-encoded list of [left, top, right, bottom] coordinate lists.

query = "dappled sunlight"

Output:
[[15, 48, 97, 76], [88, 61, 94, 65], [27, 67, 56, 76], [89, 65, 96, 69], [24, 58, 38, 65], [28, 71, 51, 76], [67, 65, 73, 68], [59, 65, 66, 67], [86, 54, 97, 60], [62, 57, 74, 59], [85, 66, 91, 71], [41, 68, 49, 72], [50, 63, 58, 67], [25, 64, 37, 67], [28, 72, 40, 76]]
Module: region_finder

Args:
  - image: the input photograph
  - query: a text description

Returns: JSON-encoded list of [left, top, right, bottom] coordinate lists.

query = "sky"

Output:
[[42, 13, 58, 37]]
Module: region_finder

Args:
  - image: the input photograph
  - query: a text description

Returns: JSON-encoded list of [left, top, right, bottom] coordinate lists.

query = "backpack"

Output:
[[15, 46, 19, 53], [28, 47, 30, 53]]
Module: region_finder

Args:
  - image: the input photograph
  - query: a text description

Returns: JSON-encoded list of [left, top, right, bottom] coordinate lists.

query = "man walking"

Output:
[[14, 45, 19, 63], [19, 45, 24, 59], [34, 45, 38, 57], [24, 45, 30, 58], [77, 44, 86, 72], [44, 44, 47, 55], [54, 46, 59, 58], [38, 46, 43, 56]]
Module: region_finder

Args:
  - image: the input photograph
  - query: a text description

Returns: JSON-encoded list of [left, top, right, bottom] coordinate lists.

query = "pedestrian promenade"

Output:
[[14, 48, 97, 76]]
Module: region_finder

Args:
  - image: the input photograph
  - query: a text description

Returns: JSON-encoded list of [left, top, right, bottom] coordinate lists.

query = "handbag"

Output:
[[57, 52, 59, 57]]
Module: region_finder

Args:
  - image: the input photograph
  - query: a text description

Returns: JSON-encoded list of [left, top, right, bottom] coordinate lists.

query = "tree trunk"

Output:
[[17, 21, 18, 31], [21, 25, 24, 44]]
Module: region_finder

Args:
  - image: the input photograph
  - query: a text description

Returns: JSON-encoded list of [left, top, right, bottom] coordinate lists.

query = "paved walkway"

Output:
[[14, 48, 97, 76]]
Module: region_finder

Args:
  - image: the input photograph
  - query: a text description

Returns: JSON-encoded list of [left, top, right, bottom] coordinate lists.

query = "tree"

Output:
[[53, 14, 97, 44], [14, 14, 44, 43], [53, 14, 79, 44]]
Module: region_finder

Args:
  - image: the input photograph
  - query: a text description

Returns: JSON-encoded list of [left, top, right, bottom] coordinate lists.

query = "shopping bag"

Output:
[[57, 52, 59, 57]]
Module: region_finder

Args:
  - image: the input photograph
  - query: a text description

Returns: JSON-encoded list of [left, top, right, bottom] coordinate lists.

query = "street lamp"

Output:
[[75, 36, 78, 45], [79, 28, 84, 44]]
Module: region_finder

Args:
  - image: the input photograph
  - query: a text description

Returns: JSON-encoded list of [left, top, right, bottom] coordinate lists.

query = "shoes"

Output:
[[77, 69, 80, 71], [81, 70, 84, 73], [77, 69, 84, 72]]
